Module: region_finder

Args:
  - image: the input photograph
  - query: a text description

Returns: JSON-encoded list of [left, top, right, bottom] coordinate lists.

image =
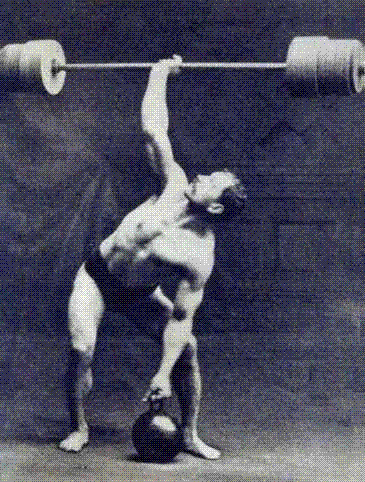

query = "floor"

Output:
[[1, 331, 365, 481]]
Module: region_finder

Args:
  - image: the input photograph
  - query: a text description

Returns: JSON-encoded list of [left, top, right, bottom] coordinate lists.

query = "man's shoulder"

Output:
[[155, 165, 189, 201]]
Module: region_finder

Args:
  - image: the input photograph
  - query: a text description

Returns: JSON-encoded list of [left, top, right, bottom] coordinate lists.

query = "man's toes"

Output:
[[59, 431, 89, 452], [203, 446, 221, 460], [182, 444, 221, 460], [182, 435, 221, 460]]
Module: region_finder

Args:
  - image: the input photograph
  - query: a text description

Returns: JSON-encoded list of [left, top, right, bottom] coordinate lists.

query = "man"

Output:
[[59, 55, 247, 460]]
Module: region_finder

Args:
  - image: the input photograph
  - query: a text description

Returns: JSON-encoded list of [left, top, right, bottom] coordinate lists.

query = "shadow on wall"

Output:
[[0, 90, 152, 335]]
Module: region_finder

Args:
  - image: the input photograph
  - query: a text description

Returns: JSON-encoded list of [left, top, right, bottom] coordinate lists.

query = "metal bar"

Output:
[[57, 62, 287, 71]]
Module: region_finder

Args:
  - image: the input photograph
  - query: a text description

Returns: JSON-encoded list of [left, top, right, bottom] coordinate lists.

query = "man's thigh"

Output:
[[68, 264, 105, 351]]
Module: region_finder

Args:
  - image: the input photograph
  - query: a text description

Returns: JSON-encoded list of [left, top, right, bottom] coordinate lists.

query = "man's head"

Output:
[[185, 170, 247, 223]]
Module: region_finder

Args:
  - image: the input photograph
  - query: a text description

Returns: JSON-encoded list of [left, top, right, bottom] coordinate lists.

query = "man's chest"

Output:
[[106, 199, 215, 278], [111, 218, 213, 277]]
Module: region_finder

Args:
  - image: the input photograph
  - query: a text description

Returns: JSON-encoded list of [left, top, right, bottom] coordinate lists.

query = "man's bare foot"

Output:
[[59, 430, 89, 452], [181, 430, 221, 460]]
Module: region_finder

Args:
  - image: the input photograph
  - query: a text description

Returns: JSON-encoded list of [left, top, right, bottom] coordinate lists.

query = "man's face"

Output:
[[186, 171, 239, 207]]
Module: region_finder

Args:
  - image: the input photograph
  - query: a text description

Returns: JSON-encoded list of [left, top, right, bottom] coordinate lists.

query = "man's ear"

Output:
[[207, 202, 224, 215]]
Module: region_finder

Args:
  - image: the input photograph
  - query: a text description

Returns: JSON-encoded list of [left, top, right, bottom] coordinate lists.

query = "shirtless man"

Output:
[[59, 55, 247, 460]]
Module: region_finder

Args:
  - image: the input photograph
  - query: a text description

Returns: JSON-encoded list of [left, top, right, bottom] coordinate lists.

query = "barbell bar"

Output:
[[57, 62, 287, 70], [0, 36, 364, 97]]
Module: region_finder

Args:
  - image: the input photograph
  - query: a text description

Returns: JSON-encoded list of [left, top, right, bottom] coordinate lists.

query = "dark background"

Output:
[[0, 0, 365, 449]]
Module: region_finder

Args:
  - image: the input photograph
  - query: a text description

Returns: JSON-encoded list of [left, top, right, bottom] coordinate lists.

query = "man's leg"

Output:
[[59, 264, 104, 452], [171, 335, 221, 460]]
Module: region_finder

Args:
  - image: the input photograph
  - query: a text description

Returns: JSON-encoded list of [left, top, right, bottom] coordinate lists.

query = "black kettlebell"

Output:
[[132, 398, 183, 463]]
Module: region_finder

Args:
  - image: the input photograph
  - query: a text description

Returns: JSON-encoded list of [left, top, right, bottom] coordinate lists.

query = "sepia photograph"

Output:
[[0, 0, 364, 480]]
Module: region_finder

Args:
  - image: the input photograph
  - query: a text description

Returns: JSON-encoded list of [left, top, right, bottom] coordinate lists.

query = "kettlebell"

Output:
[[132, 398, 183, 463]]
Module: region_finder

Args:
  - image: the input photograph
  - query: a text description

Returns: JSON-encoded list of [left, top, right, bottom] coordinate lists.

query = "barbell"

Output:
[[0, 36, 364, 97]]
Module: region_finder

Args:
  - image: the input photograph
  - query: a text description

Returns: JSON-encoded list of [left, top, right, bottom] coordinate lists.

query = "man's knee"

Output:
[[188, 334, 197, 351], [172, 335, 198, 376], [183, 335, 198, 358], [68, 322, 98, 355], [67, 349, 94, 392]]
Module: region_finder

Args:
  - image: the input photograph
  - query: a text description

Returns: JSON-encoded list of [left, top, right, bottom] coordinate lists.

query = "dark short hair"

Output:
[[201, 170, 246, 224], [216, 177, 247, 222]]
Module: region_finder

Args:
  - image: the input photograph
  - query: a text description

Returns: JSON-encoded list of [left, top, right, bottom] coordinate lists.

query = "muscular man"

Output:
[[59, 55, 247, 460]]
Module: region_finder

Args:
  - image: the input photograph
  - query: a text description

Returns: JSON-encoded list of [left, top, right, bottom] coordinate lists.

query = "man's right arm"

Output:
[[141, 56, 187, 188]]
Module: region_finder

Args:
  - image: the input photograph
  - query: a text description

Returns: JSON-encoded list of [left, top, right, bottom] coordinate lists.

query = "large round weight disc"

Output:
[[19, 40, 66, 95], [350, 40, 365, 94], [317, 39, 365, 96], [285, 36, 329, 97], [0, 43, 23, 90]]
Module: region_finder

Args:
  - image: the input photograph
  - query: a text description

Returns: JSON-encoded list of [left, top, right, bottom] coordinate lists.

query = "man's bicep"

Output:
[[144, 134, 189, 200], [144, 132, 170, 173], [143, 131, 182, 178]]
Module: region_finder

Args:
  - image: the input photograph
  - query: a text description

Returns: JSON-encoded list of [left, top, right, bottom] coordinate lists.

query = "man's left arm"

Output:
[[143, 279, 205, 401]]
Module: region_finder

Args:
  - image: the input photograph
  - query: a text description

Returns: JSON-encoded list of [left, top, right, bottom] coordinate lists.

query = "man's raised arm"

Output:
[[141, 55, 186, 184]]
